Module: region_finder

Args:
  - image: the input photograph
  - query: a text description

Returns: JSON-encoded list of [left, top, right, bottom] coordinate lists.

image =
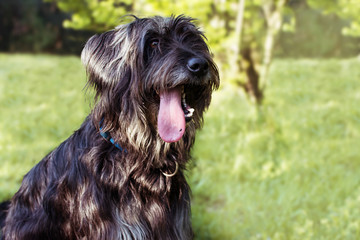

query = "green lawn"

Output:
[[1, 54, 360, 239]]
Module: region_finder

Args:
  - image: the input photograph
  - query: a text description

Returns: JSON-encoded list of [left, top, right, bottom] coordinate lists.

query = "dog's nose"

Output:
[[187, 57, 209, 76]]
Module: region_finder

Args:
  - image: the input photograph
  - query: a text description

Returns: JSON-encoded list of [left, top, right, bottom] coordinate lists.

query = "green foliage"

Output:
[[45, 0, 133, 31], [1, 54, 360, 238], [276, 3, 359, 58], [308, 0, 360, 37]]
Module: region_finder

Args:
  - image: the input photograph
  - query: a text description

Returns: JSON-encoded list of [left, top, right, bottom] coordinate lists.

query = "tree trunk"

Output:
[[236, 0, 287, 104], [235, 0, 264, 104], [234, 0, 246, 73], [239, 48, 263, 104], [261, 0, 287, 91]]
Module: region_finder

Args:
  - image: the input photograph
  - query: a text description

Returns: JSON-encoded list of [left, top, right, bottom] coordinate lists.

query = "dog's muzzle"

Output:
[[157, 56, 210, 143]]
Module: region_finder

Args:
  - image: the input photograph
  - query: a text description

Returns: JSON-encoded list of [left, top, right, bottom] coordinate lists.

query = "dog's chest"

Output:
[[113, 210, 149, 239]]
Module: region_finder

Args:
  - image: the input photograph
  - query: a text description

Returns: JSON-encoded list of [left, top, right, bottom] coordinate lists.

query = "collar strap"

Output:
[[99, 121, 127, 153]]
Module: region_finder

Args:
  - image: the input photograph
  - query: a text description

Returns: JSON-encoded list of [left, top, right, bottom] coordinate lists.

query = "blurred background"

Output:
[[0, 0, 359, 239]]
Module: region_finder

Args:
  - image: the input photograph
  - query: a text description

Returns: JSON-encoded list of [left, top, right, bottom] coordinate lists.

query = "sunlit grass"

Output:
[[1, 54, 360, 239], [0, 53, 90, 199], [190, 58, 360, 239]]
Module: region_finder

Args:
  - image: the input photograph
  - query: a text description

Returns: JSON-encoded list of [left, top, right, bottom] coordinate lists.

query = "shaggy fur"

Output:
[[1, 15, 219, 240]]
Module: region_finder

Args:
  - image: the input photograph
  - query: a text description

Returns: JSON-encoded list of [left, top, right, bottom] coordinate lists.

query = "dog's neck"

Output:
[[97, 118, 186, 178], [99, 120, 127, 153]]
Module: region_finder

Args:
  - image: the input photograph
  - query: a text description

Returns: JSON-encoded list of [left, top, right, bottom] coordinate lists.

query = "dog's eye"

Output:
[[150, 40, 159, 49]]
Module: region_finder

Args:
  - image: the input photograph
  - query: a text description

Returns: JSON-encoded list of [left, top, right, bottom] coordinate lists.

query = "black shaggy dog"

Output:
[[1, 15, 219, 240]]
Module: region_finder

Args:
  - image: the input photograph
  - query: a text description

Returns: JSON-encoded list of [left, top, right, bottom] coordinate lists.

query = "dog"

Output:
[[1, 15, 219, 240]]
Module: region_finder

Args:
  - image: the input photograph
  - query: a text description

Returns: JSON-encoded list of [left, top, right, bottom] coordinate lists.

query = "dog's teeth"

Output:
[[182, 99, 187, 106], [181, 89, 193, 118], [185, 108, 194, 118]]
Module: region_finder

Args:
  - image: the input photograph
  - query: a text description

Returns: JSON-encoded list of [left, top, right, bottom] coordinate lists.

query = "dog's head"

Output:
[[81, 15, 219, 153]]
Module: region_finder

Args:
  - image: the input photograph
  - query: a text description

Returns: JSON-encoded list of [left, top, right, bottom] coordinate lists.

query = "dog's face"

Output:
[[81, 15, 219, 147]]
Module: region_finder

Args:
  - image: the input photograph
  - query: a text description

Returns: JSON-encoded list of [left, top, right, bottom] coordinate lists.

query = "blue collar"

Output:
[[99, 120, 127, 153]]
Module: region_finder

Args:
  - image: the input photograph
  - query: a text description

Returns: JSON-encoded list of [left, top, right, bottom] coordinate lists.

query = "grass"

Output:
[[1, 54, 360, 239], [0, 53, 90, 198]]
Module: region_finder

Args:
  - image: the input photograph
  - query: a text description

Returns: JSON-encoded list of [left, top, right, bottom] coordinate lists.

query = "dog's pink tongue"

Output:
[[158, 87, 185, 143]]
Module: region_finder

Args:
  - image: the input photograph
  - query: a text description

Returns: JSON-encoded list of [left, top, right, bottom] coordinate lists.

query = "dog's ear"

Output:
[[82, 23, 146, 126], [82, 31, 113, 88], [81, 25, 138, 93]]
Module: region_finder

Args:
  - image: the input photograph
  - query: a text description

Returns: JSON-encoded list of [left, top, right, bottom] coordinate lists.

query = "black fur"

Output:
[[1, 15, 219, 240], [0, 202, 10, 230]]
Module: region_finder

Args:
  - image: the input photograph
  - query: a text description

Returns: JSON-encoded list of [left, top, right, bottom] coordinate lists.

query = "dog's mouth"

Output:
[[181, 87, 195, 122], [157, 85, 194, 143]]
